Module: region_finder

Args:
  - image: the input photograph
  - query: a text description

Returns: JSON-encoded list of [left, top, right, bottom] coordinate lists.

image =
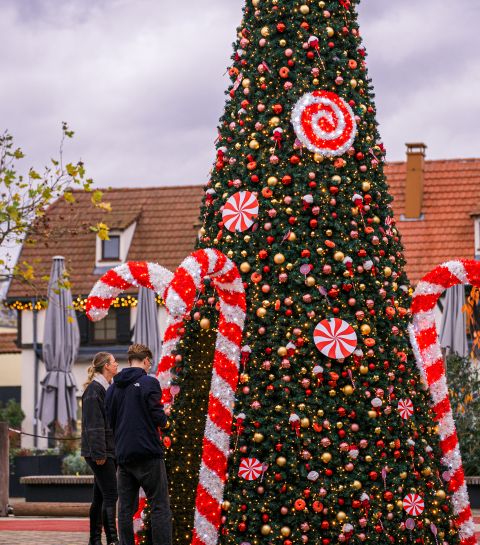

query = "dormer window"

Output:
[[94, 210, 141, 271], [102, 235, 121, 261], [474, 217, 480, 256]]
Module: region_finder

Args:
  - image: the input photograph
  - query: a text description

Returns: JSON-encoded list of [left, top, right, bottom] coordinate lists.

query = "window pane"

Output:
[[102, 236, 120, 260], [94, 313, 117, 342]]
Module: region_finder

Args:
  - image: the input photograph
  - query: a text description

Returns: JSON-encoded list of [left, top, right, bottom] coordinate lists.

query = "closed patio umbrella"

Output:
[[439, 284, 469, 358], [37, 256, 80, 429], [133, 286, 161, 374]]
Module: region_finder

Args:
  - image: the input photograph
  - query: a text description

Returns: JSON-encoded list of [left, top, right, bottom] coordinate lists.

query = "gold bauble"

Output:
[[334, 251, 345, 262], [326, 26, 334, 37], [396, 500, 404, 509], [267, 176, 279, 186], [384, 267, 392, 277], [329, 389, 336, 397], [199, 227, 206, 235], [261, 525, 272, 536], [313, 78, 319, 86], [368, 410, 377, 419], [321, 452, 332, 463], [252, 0, 260, 6], [352, 480, 362, 490], [222, 500, 231, 510], [256, 307, 267, 318], [249, 139, 259, 150], [253, 432, 265, 443], [274, 253, 286, 264], [375, 427, 381, 434], [360, 324, 371, 335], [200, 318, 211, 330], [343, 385, 354, 396], [359, 284, 366, 291], [225, 235, 232, 243], [281, 527, 291, 537], [277, 346, 287, 356], [244, 235, 251, 243], [360, 366, 369, 375], [362, 181, 371, 192], [260, 26, 270, 37], [422, 467, 432, 476], [242, 78, 251, 88], [326, 229, 333, 236], [373, 215, 380, 224], [276, 456, 287, 467], [286, 262, 294, 270], [269, 116, 280, 127], [365, 455, 373, 462], [436, 490, 446, 500], [288, 232, 297, 242], [298, 402, 306, 410], [336, 422, 343, 429], [386, 503, 394, 512], [262, 300, 270, 308], [332, 175, 342, 184], [306, 275, 316, 287], [227, 250, 234, 258], [300, 417, 310, 428], [318, 1, 325, 7], [317, 409, 324, 417], [285, 207, 293, 215], [336, 511, 347, 522], [400, 472, 407, 479], [275, 405, 283, 412], [313, 153, 324, 163], [279, 39, 287, 47], [235, 142, 242, 150], [350, 79, 358, 88], [299, 4, 310, 14]]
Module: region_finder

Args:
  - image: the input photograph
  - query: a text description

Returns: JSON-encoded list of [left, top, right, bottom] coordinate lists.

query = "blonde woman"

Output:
[[81, 352, 119, 545]]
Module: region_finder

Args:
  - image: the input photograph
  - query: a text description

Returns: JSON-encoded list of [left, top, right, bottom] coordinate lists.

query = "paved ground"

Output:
[[0, 516, 479, 545]]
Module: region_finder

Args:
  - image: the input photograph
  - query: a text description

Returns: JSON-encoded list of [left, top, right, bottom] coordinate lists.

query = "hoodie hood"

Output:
[[113, 367, 146, 388]]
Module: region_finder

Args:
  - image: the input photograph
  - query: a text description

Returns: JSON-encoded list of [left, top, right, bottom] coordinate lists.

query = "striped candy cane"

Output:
[[86, 249, 246, 545], [410, 259, 480, 545], [86, 261, 173, 321]]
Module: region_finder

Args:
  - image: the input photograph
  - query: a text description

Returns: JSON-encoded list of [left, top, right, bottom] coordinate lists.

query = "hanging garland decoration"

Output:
[[86, 249, 246, 545], [291, 90, 357, 156], [410, 259, 480, 545], [222, 191, 259, 232], [86, 261, 173, 321]]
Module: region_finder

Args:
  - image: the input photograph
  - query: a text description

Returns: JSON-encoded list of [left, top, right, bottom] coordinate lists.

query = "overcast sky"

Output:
[[1, 0, 479, 189]]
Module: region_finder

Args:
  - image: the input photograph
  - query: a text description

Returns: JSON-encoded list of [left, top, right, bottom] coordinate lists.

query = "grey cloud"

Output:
[[0, 0, 478, 189]]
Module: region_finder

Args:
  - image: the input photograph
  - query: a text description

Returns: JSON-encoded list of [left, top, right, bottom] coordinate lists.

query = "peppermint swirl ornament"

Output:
[[314, 318, 357, 360], [238, 458, 263, 481], [403, 493, 425, 517], [222, 191, 259, 232], [291, 90, 357, 156], [398, 398, 414, 420]]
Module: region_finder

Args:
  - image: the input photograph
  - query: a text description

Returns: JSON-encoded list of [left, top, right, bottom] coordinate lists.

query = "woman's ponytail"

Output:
[[83, 352, 113, 390]]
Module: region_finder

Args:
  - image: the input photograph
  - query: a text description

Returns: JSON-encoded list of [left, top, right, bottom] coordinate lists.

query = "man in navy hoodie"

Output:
[[106, 343, 171, 545]]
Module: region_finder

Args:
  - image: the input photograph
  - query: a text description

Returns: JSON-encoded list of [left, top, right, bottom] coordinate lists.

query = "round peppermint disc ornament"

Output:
[[403, 493, 425, 516], [238, 458, 263, 481], [314, 318, 357, 360], [222, 191, 259, 232], [291, 90, 357, 156], [398, 398, 414, 420]]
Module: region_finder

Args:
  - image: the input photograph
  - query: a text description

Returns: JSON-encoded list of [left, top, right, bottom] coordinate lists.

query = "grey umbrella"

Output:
[[439, 284, 469, 358], [133, 286, 162, 374], [37, 256, 80, 429]]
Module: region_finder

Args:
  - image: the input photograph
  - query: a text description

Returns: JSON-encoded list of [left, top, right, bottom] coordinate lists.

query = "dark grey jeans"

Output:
[[117, 458, 172, 545]]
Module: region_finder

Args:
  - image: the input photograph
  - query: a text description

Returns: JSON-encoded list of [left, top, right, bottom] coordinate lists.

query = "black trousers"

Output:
[[86, 457, 118, 540], [118, 458, 172, 545]]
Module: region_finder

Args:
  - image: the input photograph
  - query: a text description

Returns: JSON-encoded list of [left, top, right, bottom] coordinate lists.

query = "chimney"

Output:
[[403, 143, 427, 220]]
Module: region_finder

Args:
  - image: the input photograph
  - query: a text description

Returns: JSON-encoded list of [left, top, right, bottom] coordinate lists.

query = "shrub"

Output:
[[62, 452, 93, 476]]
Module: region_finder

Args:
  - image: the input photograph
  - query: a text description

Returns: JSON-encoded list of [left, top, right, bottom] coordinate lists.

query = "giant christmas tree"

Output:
[[157, 2, 475, 545]]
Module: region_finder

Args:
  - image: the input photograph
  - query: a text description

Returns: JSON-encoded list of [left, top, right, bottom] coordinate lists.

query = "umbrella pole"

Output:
[[33, 298, 39, 449]]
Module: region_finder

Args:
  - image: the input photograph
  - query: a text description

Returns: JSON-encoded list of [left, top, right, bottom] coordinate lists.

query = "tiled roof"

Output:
[[386, 158, 480, 284], [0, 333, 20, 354], [7, 186, 204, 298], [7, 157, 480, 299]]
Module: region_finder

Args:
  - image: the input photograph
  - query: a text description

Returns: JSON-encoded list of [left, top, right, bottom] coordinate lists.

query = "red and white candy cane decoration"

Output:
[[156, 249, 246, 545], [86, 261, 173, 321], [410, 259, 480, 545], [291, 90, 357, 156], [238, 458, 263, 481], [86, 249, 246, 545]]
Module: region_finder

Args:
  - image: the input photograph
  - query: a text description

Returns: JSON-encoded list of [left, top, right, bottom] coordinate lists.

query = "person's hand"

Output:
[[95, 458, 106, 465]]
